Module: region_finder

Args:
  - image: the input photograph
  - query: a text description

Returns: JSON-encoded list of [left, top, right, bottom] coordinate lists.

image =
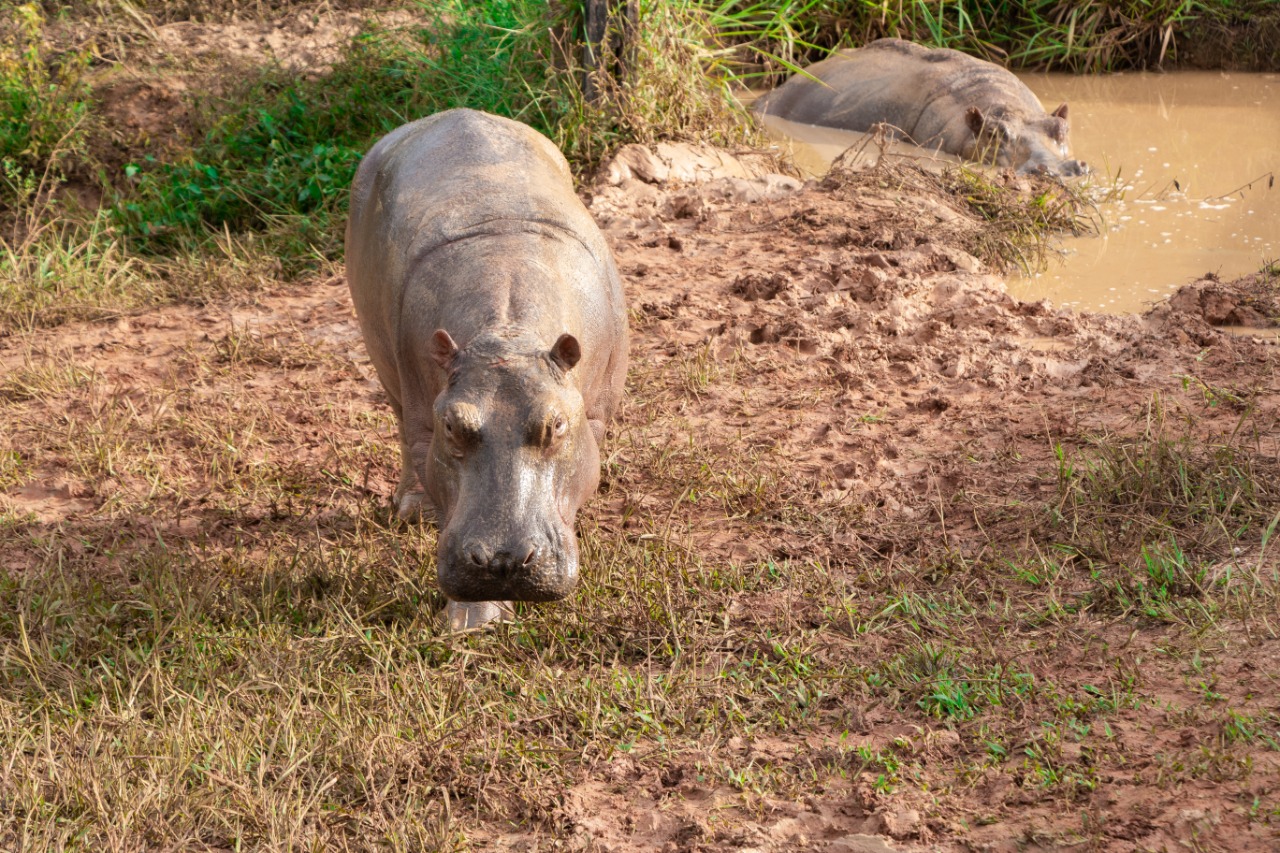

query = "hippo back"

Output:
[[756, 39, 1085, 176], [346, 109, 627, 419], [759, 40, 1039, 144]]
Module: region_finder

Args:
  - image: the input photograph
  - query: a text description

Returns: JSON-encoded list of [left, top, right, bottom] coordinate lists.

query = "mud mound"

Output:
[[598, 142, 797, 188], [591, 149, 1277, 544], [1161, 271, 1280, 328]]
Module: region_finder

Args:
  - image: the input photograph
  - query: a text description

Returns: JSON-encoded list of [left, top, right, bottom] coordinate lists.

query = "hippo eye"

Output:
[[534, 415, 569, 448], [440, 404, 482, 453]]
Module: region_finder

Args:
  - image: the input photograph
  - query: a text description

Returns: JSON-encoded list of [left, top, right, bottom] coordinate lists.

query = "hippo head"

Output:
[[965, 103, 1088, 177], [424, 329, 598, 603]]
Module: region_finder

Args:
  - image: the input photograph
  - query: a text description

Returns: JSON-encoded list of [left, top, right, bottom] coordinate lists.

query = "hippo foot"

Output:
[[445, 600, 514, 632], [395, 490, 427, 521]]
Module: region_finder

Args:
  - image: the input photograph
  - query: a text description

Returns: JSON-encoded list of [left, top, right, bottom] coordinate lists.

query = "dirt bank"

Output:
[[589, 149, 1280, 554], [2, 148, 1278, 850]]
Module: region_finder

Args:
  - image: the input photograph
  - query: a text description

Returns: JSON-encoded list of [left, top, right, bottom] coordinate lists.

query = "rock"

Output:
[[940, 355, 967, 378], [603, 144, 671, 184], [883, 808, 921, 838]]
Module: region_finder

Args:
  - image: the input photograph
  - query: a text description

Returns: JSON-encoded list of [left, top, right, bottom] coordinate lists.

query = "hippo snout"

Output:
[[463, 540, 543, 574], [439, 530, 578, 603], [1058, 159, 1089, 177], [1018, 158, 1089, 178]]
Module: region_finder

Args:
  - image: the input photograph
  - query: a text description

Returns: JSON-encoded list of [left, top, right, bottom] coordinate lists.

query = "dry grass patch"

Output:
[[3, 194, 1280, 849], [0, 207, 299, 333]]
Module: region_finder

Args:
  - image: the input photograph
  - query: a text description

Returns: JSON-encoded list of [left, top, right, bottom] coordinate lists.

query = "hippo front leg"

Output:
[[395, 437, 427, 520], [392, 412, 430, 519], [445, 600, 514, 631]]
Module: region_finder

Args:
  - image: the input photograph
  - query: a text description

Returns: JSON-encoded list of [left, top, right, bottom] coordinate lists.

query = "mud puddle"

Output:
[[758, 71, 1279, 314], [1015, 71, 1279, 312]]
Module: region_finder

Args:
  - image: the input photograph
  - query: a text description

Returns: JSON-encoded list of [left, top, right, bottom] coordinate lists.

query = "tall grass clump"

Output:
[[1051, 399, 1280, 564], [710, 0, 1278, 73], [0, 2, 91, 203]]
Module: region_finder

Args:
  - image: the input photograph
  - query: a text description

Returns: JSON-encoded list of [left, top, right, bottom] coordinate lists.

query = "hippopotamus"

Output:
[[756, 39, 1087, 177], [346, 109, 629, 630]]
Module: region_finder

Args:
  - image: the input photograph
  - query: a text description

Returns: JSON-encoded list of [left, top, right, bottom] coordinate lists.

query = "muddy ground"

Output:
[[4, 136, 1279, 850]]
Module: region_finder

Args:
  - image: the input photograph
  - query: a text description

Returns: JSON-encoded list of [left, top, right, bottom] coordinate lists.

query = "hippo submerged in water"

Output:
[[756, 38, 1088, 177], [346, 109, 629, 630]]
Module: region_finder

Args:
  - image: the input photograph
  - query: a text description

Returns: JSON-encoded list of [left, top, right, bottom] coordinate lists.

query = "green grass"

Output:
[[0, 511, 854, 847], [111, 0, 757, 262], [714, 0, 1280, 73], [4, 502, 1267, 845], [113, 1, 560, 260], [0, 2, 91, 202]]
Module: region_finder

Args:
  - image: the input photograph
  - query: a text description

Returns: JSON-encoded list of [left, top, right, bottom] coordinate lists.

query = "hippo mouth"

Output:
[[438, 558, 578, 603], [436, 519, 580, 603]]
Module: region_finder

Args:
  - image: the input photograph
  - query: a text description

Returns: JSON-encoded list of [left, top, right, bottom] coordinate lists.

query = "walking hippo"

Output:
[[346, 109, 629, 631], [756, 38, 1088, 177]]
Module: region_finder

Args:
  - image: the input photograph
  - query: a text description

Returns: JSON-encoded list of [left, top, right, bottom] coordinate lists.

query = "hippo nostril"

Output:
[[465, 544, 488, 567], [521, 544, 542, 567]]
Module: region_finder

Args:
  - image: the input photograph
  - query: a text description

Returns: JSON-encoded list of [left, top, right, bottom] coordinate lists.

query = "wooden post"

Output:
[[615, 0, 638, 81], [583, 0, 609, 103], [583, 0, 637, 102]]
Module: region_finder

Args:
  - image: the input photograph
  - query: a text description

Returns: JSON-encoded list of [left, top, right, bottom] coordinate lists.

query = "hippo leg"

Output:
[[394, 439, 426, 519], [393, 423, 429, 520], [589, 418, 606, 446], [445, 600, 514, 631]]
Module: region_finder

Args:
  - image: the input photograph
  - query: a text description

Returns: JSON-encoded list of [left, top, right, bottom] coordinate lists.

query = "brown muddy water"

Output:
[[757, 71, 1279, 314]]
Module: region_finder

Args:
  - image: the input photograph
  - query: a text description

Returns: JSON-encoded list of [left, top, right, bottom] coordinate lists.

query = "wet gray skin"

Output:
[[756, 38, 1088, 178], [345, 109, 628, 629], [426, 326, 599, 604]]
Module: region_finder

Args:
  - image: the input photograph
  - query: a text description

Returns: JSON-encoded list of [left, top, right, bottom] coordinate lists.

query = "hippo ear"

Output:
[[430, 329, 459, 371], [1052, 103, 1069, 121], [550, 333, 581, 372], [965, 106, 986, 137]]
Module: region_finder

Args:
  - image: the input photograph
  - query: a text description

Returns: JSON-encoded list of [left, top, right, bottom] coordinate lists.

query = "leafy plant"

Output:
[[0, 2, 91, 200]]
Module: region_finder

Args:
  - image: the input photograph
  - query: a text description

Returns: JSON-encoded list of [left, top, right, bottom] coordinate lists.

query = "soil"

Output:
[[1178, 12, 1280, 71], [50, 5, 418, 72], [1164, 272, 1280, 330], [588, 147, 1280, 553], [54, 4, 422, 181], [147, 8, 421, 73], [4, 141, 1279, 849]]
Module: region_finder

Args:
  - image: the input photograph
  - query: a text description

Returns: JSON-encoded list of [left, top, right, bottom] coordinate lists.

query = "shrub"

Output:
[[0, 2, 91, 201]]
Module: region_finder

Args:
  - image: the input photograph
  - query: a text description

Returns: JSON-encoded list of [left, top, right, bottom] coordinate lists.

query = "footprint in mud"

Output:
[[732, 272, 790, 301]]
